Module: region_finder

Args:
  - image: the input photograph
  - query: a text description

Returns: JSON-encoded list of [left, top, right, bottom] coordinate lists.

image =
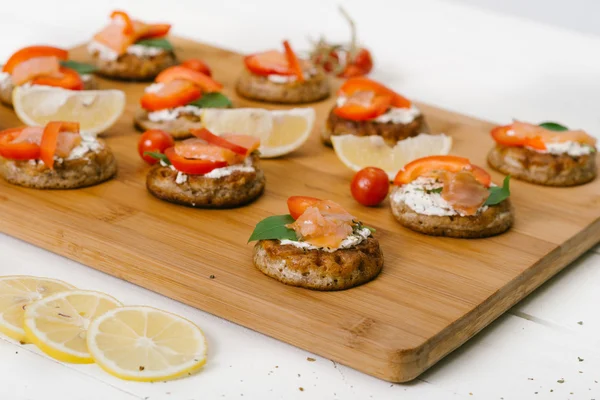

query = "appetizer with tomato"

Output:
[[88, 11, 177, 81], [390, 155, 513, 238], [145, 128, 265, 208], [249, 196, 383, 290], [236, 40, 330, 104], [323, 77, 429, 146], [488, 121, 597, 186], [0, 45, 98, 108], [0, 121, 117, 189], [134, 62, 230, 140]]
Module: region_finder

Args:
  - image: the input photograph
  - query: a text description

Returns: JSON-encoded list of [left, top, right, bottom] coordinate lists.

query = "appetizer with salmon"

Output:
[[0, 45, 98, 108], [88, 11, 177, 81], [0, 121, 117, 189], [249, 196, 383, 290], [323, 77, 429, 146], [488, 121, 597, 186], [390, 156, 513, 238], [144, 128, 265, 208], [134, 62, 231, 140], [236, 40, 330, 104]]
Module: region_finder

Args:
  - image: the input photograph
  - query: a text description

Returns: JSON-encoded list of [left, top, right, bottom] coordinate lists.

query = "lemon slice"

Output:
[[331, 133, 453, 180], [13, 86, 126, 135], [24, 290, 122, 363], [87, 306, 207, 382], [0, 276, 75, 342], [202, 107, 315, 158]]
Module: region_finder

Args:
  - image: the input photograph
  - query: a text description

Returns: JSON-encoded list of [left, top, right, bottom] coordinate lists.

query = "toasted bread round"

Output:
[[389, 186, 513, 238], [235, 69, 330, 104], [0, 75, 99, 108], [253, 237, 383, 291], [487, 145, 596, 186], [89, 50, 177, 81], [146, 154, 265, 208], [134, 108, 202, 140], [322, 106, 430, 146], [0, 142, 117, 189]]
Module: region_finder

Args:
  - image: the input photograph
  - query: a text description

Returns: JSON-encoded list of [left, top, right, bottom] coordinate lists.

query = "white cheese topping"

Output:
[[147, 105, 203, 122], [67, 132, 103, 160], [528, 141, 594, 157], [0, 71, 10, 89], [391, 177, 488, 217], [266, 68, 317, 84], [279, 227, 372, 253], [144, 83, 164, 93], [175, 171, 188, 184], [336, 96, 421, 124], [88, 40, 165, 61], [126, 44, 165, 58]]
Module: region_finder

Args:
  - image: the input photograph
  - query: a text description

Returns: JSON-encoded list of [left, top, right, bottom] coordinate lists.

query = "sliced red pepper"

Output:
[[334, 93, 392, 121], [31, 67, 84, 90], [165, 147, 228, 175], [191, 128, 248, 155], [110, 10, 135, 34], [0, 127, 41, 160], [143, 23, 172, 39], [40, 121, 80, 169], [244, 50, 295, 76], [339, 77, 411, 109], [287, 196, 321, 220], [394, 155, 491, 187], [181, 59, 212, 77], [3, 46, 68, 74], [140, 80, 202, 111], [155, 66, 222, 92], [283, 40, 304, 82]]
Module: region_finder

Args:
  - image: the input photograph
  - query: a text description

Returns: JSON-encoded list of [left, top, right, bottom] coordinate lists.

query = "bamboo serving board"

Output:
[[0, 37, 599, 383]]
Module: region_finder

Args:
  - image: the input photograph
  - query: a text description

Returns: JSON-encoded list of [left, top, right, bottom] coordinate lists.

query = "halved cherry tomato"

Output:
[[191, 128, 248, 155], [155, 66, 222, 92], [393, 155, 491, 187], [351, 167, 390, 206], [40, 121, 80, 169], [142, 23, 171, 39], [339, 48, 373, 78], [31, 67, 84, 90], [140, 80, 202, 111], [287, 196, 321, 220], [164, 147, 228, 175], [110, 10, 134, 34], [283, 40, 304, 82], [334, 93, 392, 121], [0, 127, 41, 160], [244, 50, 294, 76], [339, 77, 411, 109], [181, 59, 212, 77], [138, 129, 175, 165], [3, 46, 68, 73]]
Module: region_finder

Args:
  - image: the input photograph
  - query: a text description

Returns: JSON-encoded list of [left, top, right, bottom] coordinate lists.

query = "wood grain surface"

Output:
[[0, 37, 599, 382]]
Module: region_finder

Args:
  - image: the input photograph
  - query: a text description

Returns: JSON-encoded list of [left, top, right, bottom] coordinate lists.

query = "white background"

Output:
[[1, 1, 600, 399]]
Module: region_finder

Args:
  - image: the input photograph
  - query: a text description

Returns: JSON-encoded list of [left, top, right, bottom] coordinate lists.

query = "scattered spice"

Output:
[[307, 357, 316, 362], [299, 387, 304, 392], [550, 389, 553, 392], [578, 321, 584, 325], [139, 366, 145, 371], [557, 379, 565, 384], [579, 357, 585, 362], [298, 374, 301, 377], [534, 392, 538, 395], [528, 378, 534, 380], [209, 275, 215, 279], [579, 371, 583, 374], [19, 341, 25, 345], [57, 313, 71, 318]]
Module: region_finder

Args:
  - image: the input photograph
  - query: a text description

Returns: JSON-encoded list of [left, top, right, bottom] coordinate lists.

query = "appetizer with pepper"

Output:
[[488, 121, 597, 186], [390, 156, 513, 238], [0, 121, 117, 189], [249, 196, 383, 290], [323, 77, 429, 146], [0, 46, 98, 108], [135, 62, 231, 140], [88, 11, 176, 81], [236, 40, 330, 104], [144, 128, 265, 208]]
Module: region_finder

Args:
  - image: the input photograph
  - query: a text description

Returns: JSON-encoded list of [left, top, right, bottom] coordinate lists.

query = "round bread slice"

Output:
[[146, 154, 265, 208], [90, 51, 177, 81], [488, 145, 596, 186], [253, 237, 383, 291], [322, 106, 430, 147], [0, 142, 117, 189], [389, 186, 513, 238], [0, 75, 99, 108], [134, 108, 202, 140], [235, 69, 330, 104]]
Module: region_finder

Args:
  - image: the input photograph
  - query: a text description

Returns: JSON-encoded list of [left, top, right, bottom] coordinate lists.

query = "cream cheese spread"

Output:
[[279, 227, 372, 253], [88, 40, 165, 61], [0, 71, 10, 89], [528, 141, 594, 157], [267, 68, 317, 84], [147, 105, 203, 122]]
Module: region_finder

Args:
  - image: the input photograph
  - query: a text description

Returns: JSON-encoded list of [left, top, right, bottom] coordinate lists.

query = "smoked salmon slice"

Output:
[[174, 138, 240, 164], [441, 171, 490, 216], [11, 56, 62, 86], [11, 127, 81, 158]]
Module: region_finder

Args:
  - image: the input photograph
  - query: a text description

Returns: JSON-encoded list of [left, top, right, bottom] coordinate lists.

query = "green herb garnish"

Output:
[[188, 92, 233, 109], [248, 215, 298, 242], [539, 122, 568, 131], [429, 187, 443, 194], [485, 175, 510, 206], [60, 60, 97, 75], [135, 38, 174, 51], [144, 151, 171, 165], [354, 221, 376, 233]]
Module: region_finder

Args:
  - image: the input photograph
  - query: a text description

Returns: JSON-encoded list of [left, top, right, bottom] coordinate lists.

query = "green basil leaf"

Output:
[[248, 215, 298, 243], [135, 38, 174, 51], [539, 122, 568, 131], [144, 151, 171, 165], [60, 60, 97, 75], [485, 175, 510, 206], [187, 92, 233, 109], [365, 225, 376, 233], [429, 187, 443, 194]]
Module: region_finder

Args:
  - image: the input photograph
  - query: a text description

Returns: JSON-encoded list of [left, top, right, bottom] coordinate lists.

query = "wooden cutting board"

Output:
[[0, 37, 599, 383]]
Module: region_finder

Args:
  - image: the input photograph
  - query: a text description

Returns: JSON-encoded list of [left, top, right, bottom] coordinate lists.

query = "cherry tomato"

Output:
[[181, 59, 212, 77], [351, 167, 390, 206], [287, 196, 321, 219], [138, 129, 175, 165]]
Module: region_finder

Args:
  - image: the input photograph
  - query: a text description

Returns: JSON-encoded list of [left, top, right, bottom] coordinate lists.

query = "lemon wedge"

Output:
[[87, 306, 207, 382], [23, 290, 122, 363], [331, 133, 453, 180], [0, 276, 75, 342], [13, 86, 125, 135], [202, 107, 315, 158]]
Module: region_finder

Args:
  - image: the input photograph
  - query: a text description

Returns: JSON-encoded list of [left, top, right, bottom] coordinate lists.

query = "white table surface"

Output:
[[1, 0, 600, 399]]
